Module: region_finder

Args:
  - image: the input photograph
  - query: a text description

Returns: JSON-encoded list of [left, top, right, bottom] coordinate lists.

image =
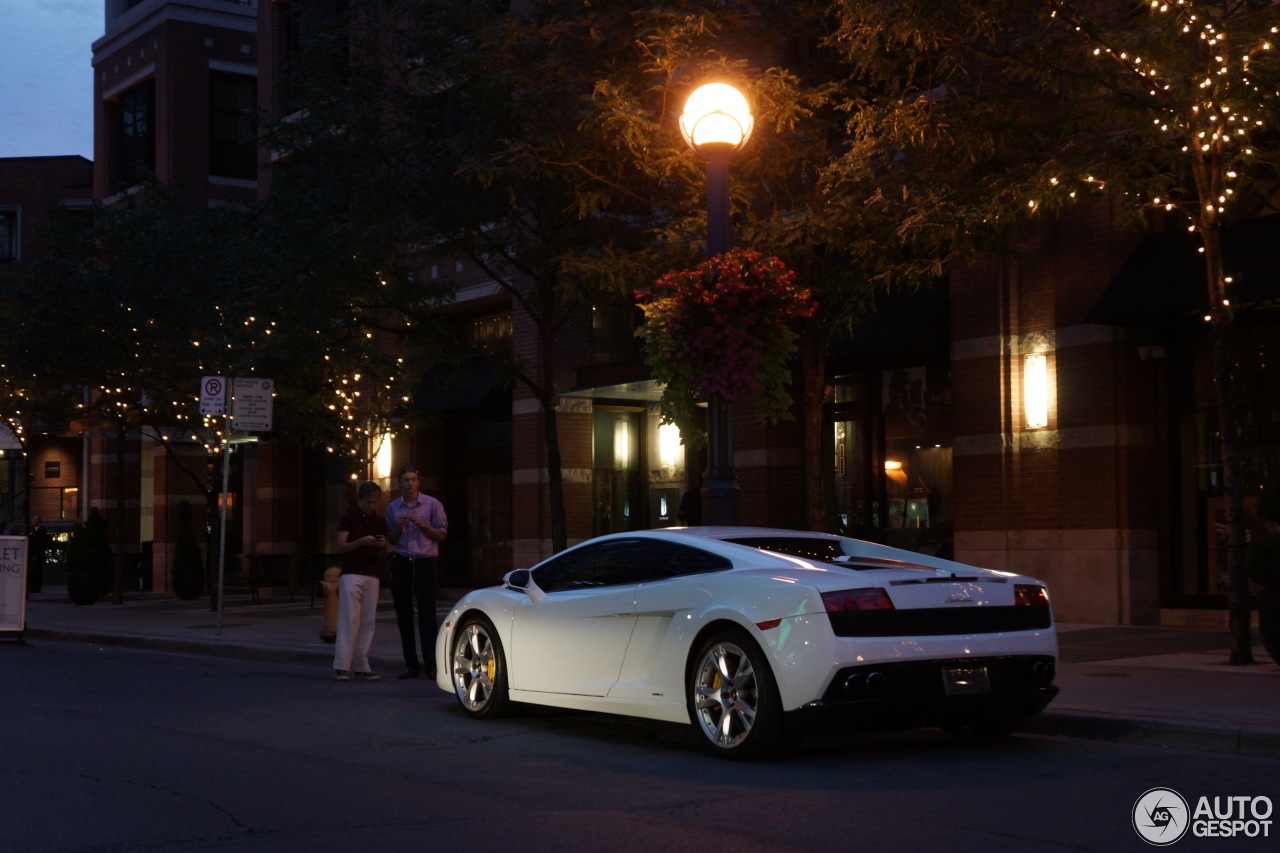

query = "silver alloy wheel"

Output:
[[453, 620, 497, 712], [692, 639, 759, 749]]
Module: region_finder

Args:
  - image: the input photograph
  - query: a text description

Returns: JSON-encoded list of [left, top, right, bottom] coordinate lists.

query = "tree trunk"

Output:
[[112, 424, 128, 605], [1212, 313, 1252, 663], [1203, 225, 1253, 664]]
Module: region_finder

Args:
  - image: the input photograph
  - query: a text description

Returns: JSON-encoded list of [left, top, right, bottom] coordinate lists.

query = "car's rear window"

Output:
[[725, 536, 845, 563]]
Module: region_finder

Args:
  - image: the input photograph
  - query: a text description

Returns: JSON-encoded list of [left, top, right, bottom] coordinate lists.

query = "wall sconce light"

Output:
[[614, 420, 630, 470], [1024, 352, 1049, 429], [883, 458, 907, 485], [658, 422, 681, 469]]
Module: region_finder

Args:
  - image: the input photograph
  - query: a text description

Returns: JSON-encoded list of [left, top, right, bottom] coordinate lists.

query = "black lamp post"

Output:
[[679, 83, 754, 527]]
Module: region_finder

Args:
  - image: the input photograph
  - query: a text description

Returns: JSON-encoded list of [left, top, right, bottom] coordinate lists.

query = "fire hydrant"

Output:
[[320, 566, 341, 643]]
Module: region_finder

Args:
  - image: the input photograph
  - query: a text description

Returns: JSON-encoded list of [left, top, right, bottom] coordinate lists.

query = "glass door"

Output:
[[593, 409, 643, 534]]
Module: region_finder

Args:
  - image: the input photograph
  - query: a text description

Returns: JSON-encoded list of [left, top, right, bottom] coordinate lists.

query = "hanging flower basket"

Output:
[[636, 249, 816, 444]]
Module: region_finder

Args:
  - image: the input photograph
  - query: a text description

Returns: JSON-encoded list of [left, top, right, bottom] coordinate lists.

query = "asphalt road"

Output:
[[2, 640, 1276, 852]]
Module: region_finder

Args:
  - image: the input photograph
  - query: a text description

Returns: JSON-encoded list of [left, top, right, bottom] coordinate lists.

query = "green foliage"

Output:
[[261, 0, 864, 548], [6, 188, 258, 445], [1037, 0, 1280, 233], [0, 175, 439, 478], [824, 1, 1098, 275]]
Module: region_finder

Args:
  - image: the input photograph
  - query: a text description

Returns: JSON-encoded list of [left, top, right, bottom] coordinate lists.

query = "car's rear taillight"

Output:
[[822, 588, 894, 612], [1015, 584, 1050, 606]]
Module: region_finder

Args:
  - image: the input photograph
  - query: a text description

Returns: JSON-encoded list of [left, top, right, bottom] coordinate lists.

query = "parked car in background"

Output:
[[436, 527, 1058, 759]]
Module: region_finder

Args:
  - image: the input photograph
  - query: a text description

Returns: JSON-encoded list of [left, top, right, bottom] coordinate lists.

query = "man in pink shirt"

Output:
[[385, 464, 448, 679]]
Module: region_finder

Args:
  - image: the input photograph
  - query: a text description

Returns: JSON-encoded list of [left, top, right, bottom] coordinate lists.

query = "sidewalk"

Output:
[[7, 590, 1279, 759]]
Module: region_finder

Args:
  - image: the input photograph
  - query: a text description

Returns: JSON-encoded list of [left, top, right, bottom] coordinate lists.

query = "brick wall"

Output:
[[951, 198, 1163, 623]]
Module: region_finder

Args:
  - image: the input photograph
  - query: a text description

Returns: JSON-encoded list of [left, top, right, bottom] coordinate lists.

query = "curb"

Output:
[[20, 627, 403, 673], [1025, 710, 1280, 760]]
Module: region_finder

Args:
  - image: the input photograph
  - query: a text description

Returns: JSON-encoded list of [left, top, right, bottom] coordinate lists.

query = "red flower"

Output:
[[637, 249, 817, 414]]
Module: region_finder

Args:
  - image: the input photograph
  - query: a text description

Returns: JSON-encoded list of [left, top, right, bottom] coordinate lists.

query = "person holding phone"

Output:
[[385, 464, 448, 680], [332, 480, 389, 681]]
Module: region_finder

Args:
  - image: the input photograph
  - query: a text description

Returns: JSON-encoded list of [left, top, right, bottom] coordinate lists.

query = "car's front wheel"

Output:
[[450, 614, 509, 719], [688, 628, 786, 759]]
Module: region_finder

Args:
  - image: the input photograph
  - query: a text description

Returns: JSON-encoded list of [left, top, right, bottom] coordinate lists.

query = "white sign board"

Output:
[[200, 376, 227, 416], [232, 378, 275, 432], [0, 535, 27, 633]]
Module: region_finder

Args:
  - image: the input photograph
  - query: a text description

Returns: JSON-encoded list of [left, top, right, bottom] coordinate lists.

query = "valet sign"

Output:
[[1133, 787, 1273, 845], [0, 535, 28, 633]]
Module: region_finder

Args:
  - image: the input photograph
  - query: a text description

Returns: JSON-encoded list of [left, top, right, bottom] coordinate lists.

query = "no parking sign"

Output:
[[200, 376, 227, 416]]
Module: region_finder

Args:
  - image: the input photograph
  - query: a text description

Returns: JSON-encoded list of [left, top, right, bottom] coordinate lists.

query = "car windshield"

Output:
[[724, 536, 846, 563]]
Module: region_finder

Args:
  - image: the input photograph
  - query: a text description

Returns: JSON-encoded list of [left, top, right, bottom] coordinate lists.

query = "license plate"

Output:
[[942, 665, 991, 695]]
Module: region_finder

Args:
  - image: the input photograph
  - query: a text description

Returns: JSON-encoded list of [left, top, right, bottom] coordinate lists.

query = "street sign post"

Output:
[[197, 376, 275, 635]]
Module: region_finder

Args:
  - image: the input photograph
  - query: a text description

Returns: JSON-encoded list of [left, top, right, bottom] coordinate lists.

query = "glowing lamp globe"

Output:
[[680, 83, 754, 156]]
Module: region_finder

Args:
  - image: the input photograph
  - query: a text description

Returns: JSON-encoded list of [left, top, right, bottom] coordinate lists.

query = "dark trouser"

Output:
[[390, 555, 437, 672]]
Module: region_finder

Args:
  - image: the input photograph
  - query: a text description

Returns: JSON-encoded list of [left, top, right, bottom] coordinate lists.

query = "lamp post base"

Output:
[[701, 395, 737, 526]]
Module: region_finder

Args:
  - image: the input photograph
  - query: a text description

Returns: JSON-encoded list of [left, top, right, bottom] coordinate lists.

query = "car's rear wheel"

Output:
[[688, 628, 786, 759], [451, 614, 509, 719]]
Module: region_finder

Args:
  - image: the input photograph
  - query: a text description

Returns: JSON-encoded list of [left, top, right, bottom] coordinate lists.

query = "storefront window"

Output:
[[591, 405, 696, 534], [882, 442, 953, 558], [1179, 323, 1280, 598], [593, 408, 642, 534], [828, 368, 954, 557]]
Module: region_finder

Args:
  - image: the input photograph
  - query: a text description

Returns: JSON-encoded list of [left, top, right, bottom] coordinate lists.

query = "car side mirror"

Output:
[[502, 568, 546, 603]]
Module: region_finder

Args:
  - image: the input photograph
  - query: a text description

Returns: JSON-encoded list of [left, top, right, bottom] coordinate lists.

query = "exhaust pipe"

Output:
[[843, 671, 889, 695], [1030, 661, 1055, 685]]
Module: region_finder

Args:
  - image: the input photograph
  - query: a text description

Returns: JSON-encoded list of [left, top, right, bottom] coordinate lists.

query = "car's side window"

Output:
[[727, 536, 844, 563], [644, 541, 732, 580], [531, 539, 732, 591], [589, 540, 656, 587], [531, 548, 599, 593], [532, 540, 652, 592]]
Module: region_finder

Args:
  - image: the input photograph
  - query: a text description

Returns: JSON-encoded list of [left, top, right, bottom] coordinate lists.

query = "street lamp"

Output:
[[680, 82, 753, 526]]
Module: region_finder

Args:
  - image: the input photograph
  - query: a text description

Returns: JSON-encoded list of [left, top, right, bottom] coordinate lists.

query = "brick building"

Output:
[[0, 155, 94, 535], [64, 1, 1279, 624]]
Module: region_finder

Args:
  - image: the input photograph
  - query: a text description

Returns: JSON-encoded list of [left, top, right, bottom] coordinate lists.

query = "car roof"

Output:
[[654, 526, 842, 542], [614, 526, 985, 575], [555, 527, 823, 569]]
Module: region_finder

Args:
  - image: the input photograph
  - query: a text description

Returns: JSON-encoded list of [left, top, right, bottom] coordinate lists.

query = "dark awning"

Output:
[[1088, 215, 1280, 327], [831, 285, 950, 357]]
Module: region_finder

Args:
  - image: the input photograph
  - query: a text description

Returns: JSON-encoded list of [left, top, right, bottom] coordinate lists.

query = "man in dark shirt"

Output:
[[332, 481, 388, 681]]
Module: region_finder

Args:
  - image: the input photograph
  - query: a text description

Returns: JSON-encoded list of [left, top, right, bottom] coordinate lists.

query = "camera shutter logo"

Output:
[[1133, 787, 1190, 845]]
